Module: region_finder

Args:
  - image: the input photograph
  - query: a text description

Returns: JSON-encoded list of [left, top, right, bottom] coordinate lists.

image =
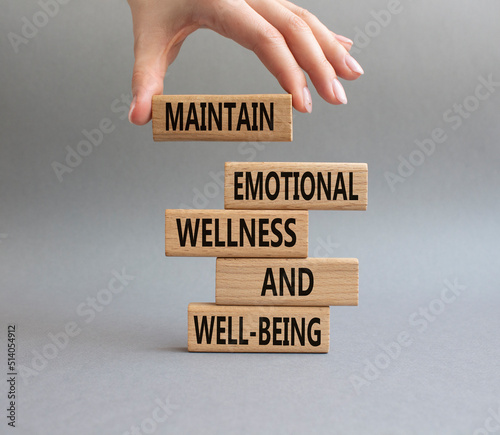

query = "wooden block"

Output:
[[152, 95, 292, 141], [216, 258, 358, 306], [224, 162, 368, 210], [165, 209, 308, 257], [188, 303, 329, 353]]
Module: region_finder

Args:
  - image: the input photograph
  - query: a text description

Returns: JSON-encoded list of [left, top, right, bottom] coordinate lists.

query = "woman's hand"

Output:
[[127, 0, 364, 125]]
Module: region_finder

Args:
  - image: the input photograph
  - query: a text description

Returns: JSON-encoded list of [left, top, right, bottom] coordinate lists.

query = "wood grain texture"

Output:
[[224, 162, 368, 210], [152, 95, 292, 141], [216, 258, 358, 306], [188, 303, 329, 353], [165, 209, 308, 257]]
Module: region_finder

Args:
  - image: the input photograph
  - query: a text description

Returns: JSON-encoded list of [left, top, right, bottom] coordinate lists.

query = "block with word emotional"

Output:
[[224, 162, 368, 210], [188, 303, 329, 353], [152, 95, 292, 141], [165, 209, 308, 257], [216, 258, 358, 306]]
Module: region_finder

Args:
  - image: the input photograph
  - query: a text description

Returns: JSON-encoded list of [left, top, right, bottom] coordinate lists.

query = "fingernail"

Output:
[[345, 54, 364, 75], [303, 86, 312, 113], [128, 95, 136, 123], [332, 78, 347, 104], [335, 34, 353, 46]]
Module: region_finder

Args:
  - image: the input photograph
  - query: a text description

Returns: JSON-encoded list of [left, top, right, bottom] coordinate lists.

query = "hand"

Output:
[[127, 0, 364, 125]]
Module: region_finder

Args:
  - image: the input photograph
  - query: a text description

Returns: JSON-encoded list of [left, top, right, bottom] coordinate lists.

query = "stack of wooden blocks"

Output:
[[154, 94, 368, 353]]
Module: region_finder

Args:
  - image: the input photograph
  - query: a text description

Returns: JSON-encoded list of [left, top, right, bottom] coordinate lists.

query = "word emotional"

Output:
[[188, 303, 330, 352], [152, 95, 292, 141], [165, 210, 308, 257], [225, 162, 368, 210], [216, 258, 358, 306]]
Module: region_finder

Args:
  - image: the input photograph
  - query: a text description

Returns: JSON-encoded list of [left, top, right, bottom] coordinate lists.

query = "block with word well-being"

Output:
[[188, 303, 329, 353], [216, 258, 358, 306], [152, 95, 292, 141], [224, 162, 368, 210], [165, 209, 308, 257]]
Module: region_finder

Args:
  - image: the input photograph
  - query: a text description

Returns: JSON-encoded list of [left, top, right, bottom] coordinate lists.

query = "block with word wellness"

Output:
[[224, 162, 368, 210], [165, 209, 308, 257], [188, 303, 329, 353], [216, 258, 358, 306], [152, 95, 292, 141]]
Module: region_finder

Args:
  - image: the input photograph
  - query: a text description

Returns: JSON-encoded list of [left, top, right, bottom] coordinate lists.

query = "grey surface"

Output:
[[1, 0, 499, 434]]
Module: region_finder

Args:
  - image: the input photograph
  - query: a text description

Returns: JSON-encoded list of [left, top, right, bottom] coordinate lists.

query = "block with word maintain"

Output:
[[188, 303, 329, 353], [224, 162, 368, 210], [152, 95, 292, 141], [216, 258, 358, 306], [165, 209, 308, 257]]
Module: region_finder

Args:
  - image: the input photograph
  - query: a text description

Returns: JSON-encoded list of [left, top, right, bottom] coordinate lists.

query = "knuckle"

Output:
[[131, 69, 149, 84], [253, 25, 285, 53], [131, 68, 160, 88], [261, 25, 284, 44], [319, 57, 332, 69], [288, 14, 310, 33], [295, 7, 313, 22]]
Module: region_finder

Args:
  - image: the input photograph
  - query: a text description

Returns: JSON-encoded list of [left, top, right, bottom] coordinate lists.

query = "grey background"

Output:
[[1, 0, 499, 434]]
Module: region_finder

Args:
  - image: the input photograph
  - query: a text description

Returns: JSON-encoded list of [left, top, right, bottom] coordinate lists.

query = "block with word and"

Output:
[[165, 209, 308, 257], [224, 162, 368, 210], [188, 303, 329, 353], [216, 258, 358, 306], [152, 95, 292, 141]]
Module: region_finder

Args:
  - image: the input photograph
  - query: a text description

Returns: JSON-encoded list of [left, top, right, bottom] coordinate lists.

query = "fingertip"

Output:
[[345, 53, 364, 76], [302, 86, 313, 113], [290, 87, 312, 113], [130, 68, 164, 125], [128, 96, 137, 124], [128, 93, 153, 125], [332, 78, 348, 105]]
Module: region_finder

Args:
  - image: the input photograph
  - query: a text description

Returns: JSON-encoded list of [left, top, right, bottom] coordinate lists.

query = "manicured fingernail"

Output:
[[303, 86, 312, 113], [128, 95, 136, 123], [345, 54, 364, 75], [335, 34, 353, 46], [332, 78, 347, 104]]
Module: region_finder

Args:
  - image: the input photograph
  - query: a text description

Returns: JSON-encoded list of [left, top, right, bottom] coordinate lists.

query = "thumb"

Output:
[[128, 33, 169, 125]]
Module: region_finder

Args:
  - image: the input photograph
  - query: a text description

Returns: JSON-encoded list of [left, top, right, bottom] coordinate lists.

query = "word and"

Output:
[[261, 267, 314, 296]]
